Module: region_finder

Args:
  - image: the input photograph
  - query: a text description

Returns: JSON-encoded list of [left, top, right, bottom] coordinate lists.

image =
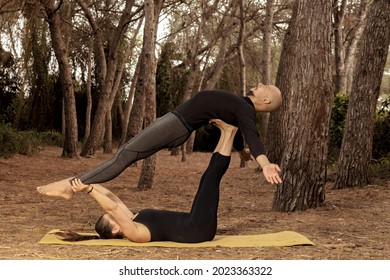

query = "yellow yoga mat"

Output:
[[38, 229, 314, 248]]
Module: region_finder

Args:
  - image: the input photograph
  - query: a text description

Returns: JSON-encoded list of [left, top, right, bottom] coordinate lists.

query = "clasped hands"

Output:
[[70, 178, 92, 193]]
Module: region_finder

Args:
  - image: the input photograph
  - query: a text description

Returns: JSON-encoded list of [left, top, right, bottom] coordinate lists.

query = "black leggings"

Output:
[[77, 112, 191, 184], [133, 153, 230, 243]]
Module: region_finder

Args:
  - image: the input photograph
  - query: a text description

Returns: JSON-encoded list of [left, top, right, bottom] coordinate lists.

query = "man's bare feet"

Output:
[[36, 178, 75, 200]]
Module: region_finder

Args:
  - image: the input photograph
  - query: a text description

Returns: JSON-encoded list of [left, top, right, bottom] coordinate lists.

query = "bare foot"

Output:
[[37, 178, 75, 200], [210, 119, 238, 132]]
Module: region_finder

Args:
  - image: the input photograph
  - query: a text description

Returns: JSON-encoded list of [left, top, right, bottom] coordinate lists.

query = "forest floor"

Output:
[[0, 147, 389, 260]]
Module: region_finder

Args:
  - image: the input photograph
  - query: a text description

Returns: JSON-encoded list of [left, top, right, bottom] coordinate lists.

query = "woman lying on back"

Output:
[[38, 119, 238, 243]]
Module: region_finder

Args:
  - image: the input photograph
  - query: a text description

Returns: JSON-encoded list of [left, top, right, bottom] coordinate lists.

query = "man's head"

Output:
[[248, 83, 282, 112]]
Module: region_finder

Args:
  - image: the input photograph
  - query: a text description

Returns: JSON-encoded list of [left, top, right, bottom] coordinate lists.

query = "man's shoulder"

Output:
[[198, 89, 243, 98]]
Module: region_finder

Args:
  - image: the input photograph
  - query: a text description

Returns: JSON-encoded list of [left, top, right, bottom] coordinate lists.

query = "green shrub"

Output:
[[370, 157, 390, 183], [0, 123, 19, 158], [328, 93, 348, 162], [0, 124, 63, 158], [373, 97, 390, 160], [328, 94, 390, 163], [38, 130, 63, 146], [17, 131, 41, 156]]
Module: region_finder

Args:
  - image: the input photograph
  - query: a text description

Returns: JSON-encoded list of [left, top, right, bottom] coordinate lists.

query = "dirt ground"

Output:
[[0, 147, 389, 260]]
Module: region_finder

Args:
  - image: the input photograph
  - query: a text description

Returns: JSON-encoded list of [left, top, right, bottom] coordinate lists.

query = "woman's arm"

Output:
[[70, 179, 134, 219], [90, 184, 134, 220], [70, 179, 150, 242]]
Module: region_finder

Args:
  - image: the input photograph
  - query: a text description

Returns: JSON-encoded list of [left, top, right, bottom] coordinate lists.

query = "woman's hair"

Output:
[[53, 215, 123, 242], [95, 215, 123, 239], [53, 230, 99, 241]]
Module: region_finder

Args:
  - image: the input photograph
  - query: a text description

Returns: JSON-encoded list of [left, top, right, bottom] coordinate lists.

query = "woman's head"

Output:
[[52, 214, 123, 242], [95, 214, 123, 239]]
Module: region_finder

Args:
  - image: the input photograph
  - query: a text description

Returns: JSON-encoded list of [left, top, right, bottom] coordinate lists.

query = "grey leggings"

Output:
[[77, 112, 191, 184]]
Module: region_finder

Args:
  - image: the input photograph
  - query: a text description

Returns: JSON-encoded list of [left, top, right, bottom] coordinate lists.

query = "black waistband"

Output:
[[172, 110, 194, 132]]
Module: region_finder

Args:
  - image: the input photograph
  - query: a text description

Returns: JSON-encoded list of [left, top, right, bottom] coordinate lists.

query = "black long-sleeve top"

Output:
[[174, 89, 265, 158]]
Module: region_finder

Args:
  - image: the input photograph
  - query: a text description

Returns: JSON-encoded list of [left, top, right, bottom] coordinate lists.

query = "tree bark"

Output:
[[204, 3, 238, 89], [344, 0, 371, 94], [334, 0, 390, 189], [137, 0, 164, 190], [117, 19, 143, 146], [332, 0, 347, 94], [237, 0, 247, 168], [266, 2, 297, 165], [272, 0, 333, 212], [41, 0, 78, 158], [103, 112, 112, 154], [262, 0, 274, 86], [120, 55, 141, 146], [260, 0, 275, 150], [83, 37, 93, 144], [77, 0, 136, 157], [333, 0, 370, 94], [126, 51, 146, 145]]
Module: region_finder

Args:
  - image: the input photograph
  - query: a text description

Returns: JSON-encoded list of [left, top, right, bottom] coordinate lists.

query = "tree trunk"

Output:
[[119, 19, 143, 146], [266, 3, 297, 165], [333, 0, 370, 95], [262, 0, 274, 86], [260, 0, 275, 152], [332, 0, 347, 94], [181, 144, 187, 162], [42, 0, 78, 158], [127, 52, 146, 147], [344, 0, 371, 94], [103, 112, 113, 154], [137, 0, 164, 190], [237, 0, 247, 168], [203, 4, 237, 89], [83, 38, 93, 144], [77, 0, 136, 157], [272, 0, 333, 212], [334, 0, 390, 189], [120, 57, 139, 146]]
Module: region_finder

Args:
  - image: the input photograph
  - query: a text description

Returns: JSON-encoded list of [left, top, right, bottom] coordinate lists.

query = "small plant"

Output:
[[0, 123, 63, 158], [37, 130, 63, 147], [370, 156, 390, 184], [17, 131, 41, 156], [0, 123, 19, 158]]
